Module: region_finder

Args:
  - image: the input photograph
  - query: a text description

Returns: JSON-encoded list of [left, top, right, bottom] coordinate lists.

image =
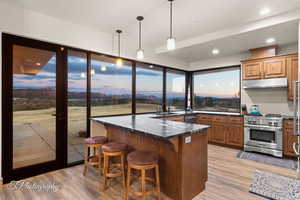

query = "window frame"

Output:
[[191, 65, 241, 113]]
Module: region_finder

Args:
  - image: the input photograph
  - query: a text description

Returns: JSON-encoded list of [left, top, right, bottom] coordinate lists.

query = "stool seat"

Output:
[[102, 142, 127, 153], [85, 136, 107, 144], [127, 151, 159, 165]]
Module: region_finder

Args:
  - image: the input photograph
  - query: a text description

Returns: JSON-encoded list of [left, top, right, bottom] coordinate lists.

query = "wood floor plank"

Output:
[[1, 144, 297, 200]]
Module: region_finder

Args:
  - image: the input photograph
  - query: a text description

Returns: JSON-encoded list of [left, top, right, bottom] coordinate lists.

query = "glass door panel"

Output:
[[12, 45, 57, 169], [67, 50, 87, 164]]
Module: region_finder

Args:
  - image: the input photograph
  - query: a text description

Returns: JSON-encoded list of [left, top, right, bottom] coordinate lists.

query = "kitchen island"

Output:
[[92, 113, 210, 200]]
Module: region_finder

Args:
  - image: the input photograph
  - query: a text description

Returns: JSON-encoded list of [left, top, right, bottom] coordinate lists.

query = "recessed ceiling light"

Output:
[[260, 8, 270, 15], [36, 62, 41, 66], [212, 49, 220, 55], [101, 66, 107, 71], [149, 65, 154, 68], [266, 38, 275, 44]]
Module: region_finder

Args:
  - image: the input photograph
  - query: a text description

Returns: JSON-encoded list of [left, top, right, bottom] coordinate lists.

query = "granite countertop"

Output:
[[92, 112, 210, 139]]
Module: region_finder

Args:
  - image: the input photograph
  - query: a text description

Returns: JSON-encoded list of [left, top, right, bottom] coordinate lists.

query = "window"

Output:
[[67, 50, 87, 164], [136, 63, 163, 113], [193, 67, 240, 113], [166, 69, 186, 110], [91, 54, 132, 116]]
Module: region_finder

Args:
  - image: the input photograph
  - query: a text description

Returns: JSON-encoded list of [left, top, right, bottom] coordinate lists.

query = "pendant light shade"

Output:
[[116, 29, 123, 67], [167, 0, 176, 51], [136, 16, 144, 60]]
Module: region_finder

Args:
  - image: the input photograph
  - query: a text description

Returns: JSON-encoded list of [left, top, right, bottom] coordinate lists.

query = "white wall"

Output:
[[0, 1, 188, 180], [189, 42, 298, 116]]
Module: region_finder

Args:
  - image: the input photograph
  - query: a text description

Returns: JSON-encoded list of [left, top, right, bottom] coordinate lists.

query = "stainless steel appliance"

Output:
[[293, 81, 300, 178], [243, 77, 288, 89], [244, 114, 283, 157]]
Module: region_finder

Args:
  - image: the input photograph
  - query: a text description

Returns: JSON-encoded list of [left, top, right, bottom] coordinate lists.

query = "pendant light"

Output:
[[136, 16, 144, 60], [116, 30, 123, 67], [167, 0, 176, 50]]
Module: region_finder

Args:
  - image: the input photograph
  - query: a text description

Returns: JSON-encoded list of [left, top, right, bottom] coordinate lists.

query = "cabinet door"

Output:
[[287, 55, 298, 101], [263, 57, 286, 78], [211, 123, 226, 144], [198, 120, 212, 142], [284, 128, 298, 157], [242, 61, 263, 80], [225, 125, 244, 148]]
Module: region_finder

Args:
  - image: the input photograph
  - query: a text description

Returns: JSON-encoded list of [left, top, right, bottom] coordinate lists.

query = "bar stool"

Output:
[[102, 142, 128, 190], [83, 136, 107, 176], [126, 151, 161, 200]]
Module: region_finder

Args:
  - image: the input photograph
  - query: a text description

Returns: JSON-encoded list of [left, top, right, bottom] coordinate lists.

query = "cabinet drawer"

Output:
[[284, 120, 294, 129], [197, 114, 213, 121], [163, 116, 184, 122], [212, 116, 226, 123], [227, 116, 243, 124]]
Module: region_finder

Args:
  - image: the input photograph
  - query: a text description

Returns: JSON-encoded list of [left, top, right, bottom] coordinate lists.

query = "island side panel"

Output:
[[179, 130, 208, 200], [105, 125, 181, 200]]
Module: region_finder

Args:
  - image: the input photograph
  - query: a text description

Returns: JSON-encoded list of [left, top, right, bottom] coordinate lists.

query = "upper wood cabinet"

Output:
[[242, 54, 297, 81], [287, 55, 298, 100], [242, 61, 263, 80], [263, 57, 286, 78]]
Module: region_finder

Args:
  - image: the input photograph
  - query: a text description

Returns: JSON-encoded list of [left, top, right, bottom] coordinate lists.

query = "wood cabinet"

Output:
[[263, 57, 286, 78], [287, 55, 298, 100], [197, 114, 244, 148], [197, 114, 213, 141], [242, 61, 263, 80], [211, 123, 226, 144], [242, 54, 297, 81], [283, 120, 298, 157], [225, 124, 244, 147], [162, 116, 184, 122]]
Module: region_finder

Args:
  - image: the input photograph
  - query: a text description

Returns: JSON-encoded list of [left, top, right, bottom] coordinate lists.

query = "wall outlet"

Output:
[[185, 136, 192, 144]]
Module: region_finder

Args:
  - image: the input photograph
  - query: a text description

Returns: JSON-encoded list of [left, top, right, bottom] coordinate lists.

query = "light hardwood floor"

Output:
[[0, 144, 297, 200]]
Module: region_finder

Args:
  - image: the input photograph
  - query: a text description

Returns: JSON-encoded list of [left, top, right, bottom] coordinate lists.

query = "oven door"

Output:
[[244, 125, 282, 150]]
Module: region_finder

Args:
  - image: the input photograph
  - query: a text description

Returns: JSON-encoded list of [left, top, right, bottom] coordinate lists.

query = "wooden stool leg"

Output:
[[83, 146, 89, 176], [141, 168, 146, 200], [98, 146, 102, 175], [121, 153, 126, 188], [103, 154, 109, 191], [125, 166, 131, 200], [155, 164, 161, 200]]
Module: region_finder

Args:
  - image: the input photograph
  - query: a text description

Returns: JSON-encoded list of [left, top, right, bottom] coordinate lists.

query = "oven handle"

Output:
[[244, 124, 282, 131]]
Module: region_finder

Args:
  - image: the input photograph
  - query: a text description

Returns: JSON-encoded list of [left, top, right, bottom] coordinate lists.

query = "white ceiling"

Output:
[[3, 0, 300, 64], [164, 20, 299, 62]]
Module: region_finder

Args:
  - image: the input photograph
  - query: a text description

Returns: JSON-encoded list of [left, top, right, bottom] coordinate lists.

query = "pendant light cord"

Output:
[[170, 0, 173, 38], [118, 32, 121, 57], [139, 21, 142, 49]]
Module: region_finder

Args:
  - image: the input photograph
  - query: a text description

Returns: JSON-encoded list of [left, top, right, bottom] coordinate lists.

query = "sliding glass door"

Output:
[[67, 50, 88, 164], [2, 34, 66, 183]]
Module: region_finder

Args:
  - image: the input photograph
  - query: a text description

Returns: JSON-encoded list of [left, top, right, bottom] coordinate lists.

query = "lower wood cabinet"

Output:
[[197, 114, 244, 149], [162, 116, 184, 122], [225, 125, 244, 147], [283, 120, 298, 157], [211, 123, 226, 144]]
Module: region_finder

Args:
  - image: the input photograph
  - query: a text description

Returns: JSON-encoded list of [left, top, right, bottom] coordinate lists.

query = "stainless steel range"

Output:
[[244, 114, 283, 157]]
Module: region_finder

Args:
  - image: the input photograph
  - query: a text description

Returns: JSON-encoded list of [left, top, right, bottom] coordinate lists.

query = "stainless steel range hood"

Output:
[[243, 77, 288, 89]]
